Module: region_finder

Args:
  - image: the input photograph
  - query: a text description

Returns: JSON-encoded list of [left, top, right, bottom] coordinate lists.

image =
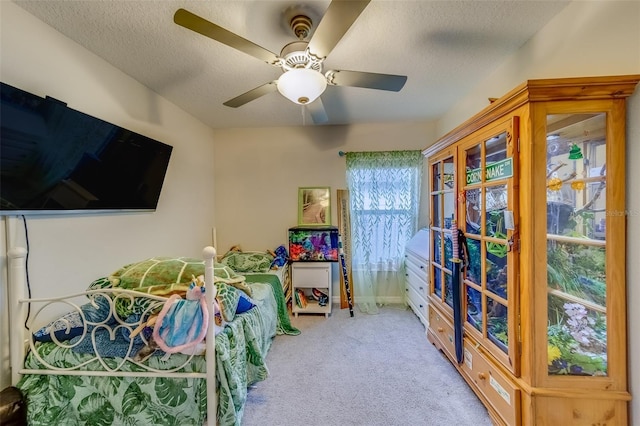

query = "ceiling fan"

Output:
[[173, 0, 407, 124]]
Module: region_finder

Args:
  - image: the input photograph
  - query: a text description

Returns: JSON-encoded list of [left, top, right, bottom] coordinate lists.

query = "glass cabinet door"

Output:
[[545, 112, 609, 377], [429, 152, 456, 309], [459, 118, 520, 374]]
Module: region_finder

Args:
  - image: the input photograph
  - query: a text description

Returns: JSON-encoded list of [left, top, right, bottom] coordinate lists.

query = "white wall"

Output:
[[212, 121, 435, 299], [212, 121, 435, 252], [434, 1, 640, 423], [0, 2, 216, 389]]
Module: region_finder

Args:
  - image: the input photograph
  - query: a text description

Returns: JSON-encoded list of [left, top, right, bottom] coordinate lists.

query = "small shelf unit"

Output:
[[291, 261, 332, 318]]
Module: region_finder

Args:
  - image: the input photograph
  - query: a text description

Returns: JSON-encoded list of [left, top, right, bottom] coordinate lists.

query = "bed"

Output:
[[218, 245, 292, 306], [7, 246, 298, 426]]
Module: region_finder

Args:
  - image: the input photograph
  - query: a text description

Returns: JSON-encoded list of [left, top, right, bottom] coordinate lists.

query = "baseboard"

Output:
[[331, 296, 405, 305]]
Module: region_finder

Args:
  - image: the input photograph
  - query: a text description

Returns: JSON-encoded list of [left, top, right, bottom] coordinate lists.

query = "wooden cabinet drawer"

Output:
[[461, 341, 520, 426], [428, 306, 455, 361]]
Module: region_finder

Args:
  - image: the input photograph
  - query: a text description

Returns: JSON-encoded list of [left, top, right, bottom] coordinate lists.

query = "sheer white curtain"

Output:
[[345, 151, 423, 314]]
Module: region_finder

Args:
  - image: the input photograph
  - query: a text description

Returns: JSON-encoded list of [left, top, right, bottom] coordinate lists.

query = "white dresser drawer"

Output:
[[406, 283, 428, 325], [405, 250, 427, 271], [405, 256, 427, 280], [406, 263, 428, 299], [404, 241, 429, 329]]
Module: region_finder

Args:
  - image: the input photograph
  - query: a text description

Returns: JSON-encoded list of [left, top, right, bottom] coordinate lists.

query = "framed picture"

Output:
[[298, 187, 331, 226]]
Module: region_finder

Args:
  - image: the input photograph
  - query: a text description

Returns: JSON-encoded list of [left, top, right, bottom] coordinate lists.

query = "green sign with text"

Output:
[[466, 158, 513, 184]]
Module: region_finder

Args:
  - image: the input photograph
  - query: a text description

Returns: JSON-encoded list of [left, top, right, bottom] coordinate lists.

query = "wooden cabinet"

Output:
[[424, 75, 639, 425], [291, 262, 332, 317], [461, 339, 521, 426], [428, 305, 456, 361], [405, 228, 430, 328]]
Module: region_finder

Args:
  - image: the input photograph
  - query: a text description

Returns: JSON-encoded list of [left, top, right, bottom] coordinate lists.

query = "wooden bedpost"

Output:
[[202, 246, 217, 425], [7, 247, 28, 386]]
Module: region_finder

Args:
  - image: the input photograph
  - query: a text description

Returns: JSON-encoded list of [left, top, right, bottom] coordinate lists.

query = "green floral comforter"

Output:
[[17, 281, 298, 426]]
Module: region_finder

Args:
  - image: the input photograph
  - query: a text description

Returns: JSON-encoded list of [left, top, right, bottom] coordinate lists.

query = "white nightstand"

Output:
[[291, 262, 332, 317]]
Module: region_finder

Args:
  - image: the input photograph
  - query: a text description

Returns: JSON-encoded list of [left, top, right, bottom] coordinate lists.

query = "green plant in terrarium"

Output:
[[547, 242, 606, 307], [486, 259, 508, 298], [488, 315, 508, 345], [565, 211, 595, 238], [444, 234, 453, 264], [444, 276, 453, 307], [548, 244, 583, 293], [547, 301, 607, 376], [486, 211, 508, 258], [486, 211, 507, 238], [572, 244, 606, 283], [465, 238, 482, 284]]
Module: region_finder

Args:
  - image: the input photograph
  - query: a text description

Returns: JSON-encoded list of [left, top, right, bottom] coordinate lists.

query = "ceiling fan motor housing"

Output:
[[280, 41, 322, 72]]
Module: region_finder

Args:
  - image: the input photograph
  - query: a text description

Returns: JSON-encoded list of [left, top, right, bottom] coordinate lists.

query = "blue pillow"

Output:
[[236, 290, 256, 314], [270, 245, 289, 269], [33, 295, 112, 343]]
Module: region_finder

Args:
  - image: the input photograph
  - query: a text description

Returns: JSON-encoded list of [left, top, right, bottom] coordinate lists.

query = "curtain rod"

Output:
[[338, 151, 348, 157]]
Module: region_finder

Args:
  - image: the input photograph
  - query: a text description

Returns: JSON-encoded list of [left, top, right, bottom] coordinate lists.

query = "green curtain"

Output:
[[346, 151, 423, 314]]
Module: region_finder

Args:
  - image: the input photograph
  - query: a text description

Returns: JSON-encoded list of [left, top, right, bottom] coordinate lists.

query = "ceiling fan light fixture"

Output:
[[277, 68, 327, 105]]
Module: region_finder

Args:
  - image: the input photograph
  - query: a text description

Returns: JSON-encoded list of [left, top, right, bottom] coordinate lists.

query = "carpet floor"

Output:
[[241, 304, 493, 426]]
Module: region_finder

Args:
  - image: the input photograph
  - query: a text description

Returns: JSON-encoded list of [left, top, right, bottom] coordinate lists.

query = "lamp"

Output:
[[277, 68, 327, 105]]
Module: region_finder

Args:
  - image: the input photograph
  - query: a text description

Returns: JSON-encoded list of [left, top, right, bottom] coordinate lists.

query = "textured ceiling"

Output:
[[13, 0, 570, 129]]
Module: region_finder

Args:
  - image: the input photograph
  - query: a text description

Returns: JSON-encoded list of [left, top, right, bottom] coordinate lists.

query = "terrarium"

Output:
[[545, 113, 608, 376], [462, 132, 511, 356], [423, 75, 637, 424], [430, 156, 456, 309]]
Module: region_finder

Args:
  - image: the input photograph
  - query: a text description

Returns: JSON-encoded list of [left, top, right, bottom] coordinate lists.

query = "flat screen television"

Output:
[[0, 81, 173, 215]]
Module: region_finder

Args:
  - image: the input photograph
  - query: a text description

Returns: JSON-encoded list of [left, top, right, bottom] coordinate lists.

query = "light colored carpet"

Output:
[[241, 304, 493, 426]]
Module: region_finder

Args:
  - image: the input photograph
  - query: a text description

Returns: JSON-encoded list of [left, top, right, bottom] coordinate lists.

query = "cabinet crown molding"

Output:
[[423, 74, 640, 158]]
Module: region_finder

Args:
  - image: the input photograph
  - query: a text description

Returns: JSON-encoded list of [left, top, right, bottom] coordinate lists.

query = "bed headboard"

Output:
[[7, 246, 28, 385], [7, 246, 219, 425]]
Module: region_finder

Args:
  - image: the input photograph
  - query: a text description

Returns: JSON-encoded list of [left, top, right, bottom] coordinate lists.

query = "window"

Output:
[[346, 151, 423, 272]]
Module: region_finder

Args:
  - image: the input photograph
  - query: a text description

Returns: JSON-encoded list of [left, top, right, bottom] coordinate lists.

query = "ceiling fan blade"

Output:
[[307, 98, 328, 124], [174, 8, 280, 65], [223, 82, 278, 108], [327, 70, 407, 92], [307, 0, 371, 60]]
